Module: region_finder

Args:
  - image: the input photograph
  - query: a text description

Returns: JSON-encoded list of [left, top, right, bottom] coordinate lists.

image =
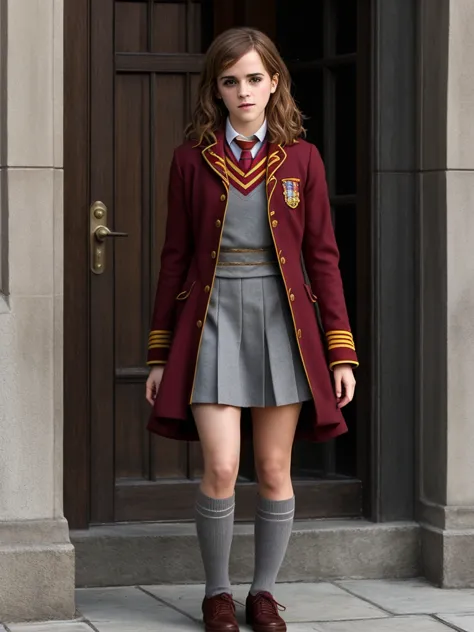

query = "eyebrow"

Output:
[[219, 72, 264, 81]]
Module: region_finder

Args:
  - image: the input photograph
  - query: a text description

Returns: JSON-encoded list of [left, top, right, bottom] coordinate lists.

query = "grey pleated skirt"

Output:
[[191, 275, 312, 407]]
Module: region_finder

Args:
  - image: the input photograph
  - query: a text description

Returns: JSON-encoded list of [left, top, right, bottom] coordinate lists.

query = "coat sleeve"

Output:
[[147, 149, 193, 365], [302, 144, 358, 370]]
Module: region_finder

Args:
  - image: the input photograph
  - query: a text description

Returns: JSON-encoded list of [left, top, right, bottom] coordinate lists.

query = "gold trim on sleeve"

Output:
[[329, 359, 359, 370]]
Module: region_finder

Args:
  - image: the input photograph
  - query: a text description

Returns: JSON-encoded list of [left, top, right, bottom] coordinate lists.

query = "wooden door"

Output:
[[64, 0, 367, 528]]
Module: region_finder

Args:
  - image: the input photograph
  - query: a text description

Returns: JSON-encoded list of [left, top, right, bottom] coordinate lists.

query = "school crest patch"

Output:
[[282, 178, 300, 209]]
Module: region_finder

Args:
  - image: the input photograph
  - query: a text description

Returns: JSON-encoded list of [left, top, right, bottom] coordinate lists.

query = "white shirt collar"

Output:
[[225, 118, 267, 146]]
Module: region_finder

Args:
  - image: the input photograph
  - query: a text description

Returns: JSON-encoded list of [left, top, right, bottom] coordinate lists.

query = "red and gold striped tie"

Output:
[[235, 137, 258, 172]]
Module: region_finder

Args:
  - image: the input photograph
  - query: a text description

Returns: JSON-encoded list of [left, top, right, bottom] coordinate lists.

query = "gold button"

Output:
[[290, 293, 295, 301], [270, 211, 275, 216], [220, 194, 226, 202], [280, 256, 286, 264], [204, 285, 210, 293], [215, 219, 222, 228], [211, 251, 217, 259], [197, 320, 203, 328], [297, 329, 302, 339], [272, 220, 278, 228]]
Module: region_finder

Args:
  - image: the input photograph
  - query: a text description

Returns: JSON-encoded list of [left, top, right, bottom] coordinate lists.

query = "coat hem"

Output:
[[146, 409, 348, 444]]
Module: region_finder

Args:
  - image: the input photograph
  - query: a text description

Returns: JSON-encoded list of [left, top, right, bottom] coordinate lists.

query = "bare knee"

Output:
[[203, 459, 239, 498], [255, 457, 290, 496]]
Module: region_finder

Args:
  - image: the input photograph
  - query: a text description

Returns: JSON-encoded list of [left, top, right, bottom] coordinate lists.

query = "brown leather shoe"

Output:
[[245, 592, 287, 632], [202, 593, 240, 632]]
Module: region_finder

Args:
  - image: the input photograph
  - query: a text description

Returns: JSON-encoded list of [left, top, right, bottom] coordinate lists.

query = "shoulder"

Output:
[[174, 139, 203, 160], [285, 138, 322, 160], [170, 139, 204, 173], [284, 139, 325, 174]]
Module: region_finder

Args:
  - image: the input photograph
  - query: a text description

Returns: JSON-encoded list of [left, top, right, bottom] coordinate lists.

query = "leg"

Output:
[[192, 403, 241, 600], [193, 403, 241, 499], [250, 404, 300, 596]]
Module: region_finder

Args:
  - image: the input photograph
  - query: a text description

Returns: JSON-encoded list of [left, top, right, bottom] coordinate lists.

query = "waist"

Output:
[[216, 247, 280, 278]]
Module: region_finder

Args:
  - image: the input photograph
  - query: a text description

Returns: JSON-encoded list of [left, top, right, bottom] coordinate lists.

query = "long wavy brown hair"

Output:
[[185, 27, 305, 146]]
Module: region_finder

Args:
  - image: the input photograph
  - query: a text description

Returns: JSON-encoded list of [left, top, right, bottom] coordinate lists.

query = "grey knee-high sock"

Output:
[[250, 495, 295, 596], [195, 489, 235, 597]]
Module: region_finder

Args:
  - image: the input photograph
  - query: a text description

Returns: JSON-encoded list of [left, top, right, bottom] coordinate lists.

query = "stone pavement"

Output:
[[5, 579, 474, 631]]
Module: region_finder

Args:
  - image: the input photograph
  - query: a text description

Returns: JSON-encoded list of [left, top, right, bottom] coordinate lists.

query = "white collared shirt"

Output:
[[226, 118, 268, 161]]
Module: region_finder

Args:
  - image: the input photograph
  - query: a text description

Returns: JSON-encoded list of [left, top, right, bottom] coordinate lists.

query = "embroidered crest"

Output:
[[282, 178, 300, 209]]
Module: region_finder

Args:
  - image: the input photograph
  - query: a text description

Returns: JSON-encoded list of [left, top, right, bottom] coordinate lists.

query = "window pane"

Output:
[[290, 69, 324, 155], [276, 0, 324, 61], [336, 0, 357, 55], [335, 64, 357, 195]]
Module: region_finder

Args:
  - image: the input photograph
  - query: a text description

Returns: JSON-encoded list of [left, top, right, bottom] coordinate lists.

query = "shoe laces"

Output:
[[254, 591, 286, 615], [211, 593, 236, 616]]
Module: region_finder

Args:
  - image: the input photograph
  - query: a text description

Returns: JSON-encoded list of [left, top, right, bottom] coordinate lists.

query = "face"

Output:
[[216, 49, 278, 135]]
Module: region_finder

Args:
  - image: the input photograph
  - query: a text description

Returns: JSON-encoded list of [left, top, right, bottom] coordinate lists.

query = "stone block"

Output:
[[422, 525, 474, 588], [75, 586, 193, 631], [146, 582, 388, 624], [0, 519, 74, 623], [315, 618, 455, 631], [8, 169, 54, 297], [447, 0, 474, 169], [436, 614, 474, 632], [7, 0, 54, 167], [72, 520, 420, 588], [336, 577, 474, 614]]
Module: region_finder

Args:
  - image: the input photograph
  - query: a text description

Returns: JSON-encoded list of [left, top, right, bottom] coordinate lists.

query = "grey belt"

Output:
[[216, 247, 280, 278]]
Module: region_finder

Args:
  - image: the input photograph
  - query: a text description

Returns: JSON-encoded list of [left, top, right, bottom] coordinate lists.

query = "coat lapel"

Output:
[[201, 132, 287, 193], [266, 142, 287, 199], [201, 129, 229, 189]]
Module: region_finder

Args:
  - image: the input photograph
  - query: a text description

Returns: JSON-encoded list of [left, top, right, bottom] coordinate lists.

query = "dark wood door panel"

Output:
[[64, 0, 91, 530], [90, 0, 115, 525]]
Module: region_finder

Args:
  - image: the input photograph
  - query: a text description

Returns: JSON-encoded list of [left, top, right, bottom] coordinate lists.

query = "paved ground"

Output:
[[5, 579, 474, 631]]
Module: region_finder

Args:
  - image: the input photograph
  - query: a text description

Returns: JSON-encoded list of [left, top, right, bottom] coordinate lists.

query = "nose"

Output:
[[238, 81, 250, 99]]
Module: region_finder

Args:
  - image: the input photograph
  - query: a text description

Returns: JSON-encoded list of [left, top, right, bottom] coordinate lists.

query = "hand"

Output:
[[145, 366, 165, 406], [333, 364, 356, 408]]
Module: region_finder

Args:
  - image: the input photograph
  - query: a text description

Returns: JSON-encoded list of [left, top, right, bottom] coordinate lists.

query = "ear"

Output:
[[270, 72, 279, 94]]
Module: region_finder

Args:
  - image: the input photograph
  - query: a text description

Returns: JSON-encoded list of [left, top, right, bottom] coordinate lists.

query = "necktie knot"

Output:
[[235, 137, 258, 151]]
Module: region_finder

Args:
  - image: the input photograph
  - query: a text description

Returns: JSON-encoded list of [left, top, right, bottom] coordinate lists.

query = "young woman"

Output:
[[145, 27, 357, 632]]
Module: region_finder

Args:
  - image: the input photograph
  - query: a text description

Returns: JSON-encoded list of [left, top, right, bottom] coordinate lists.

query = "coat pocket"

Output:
[[304, 283, 318, 303], [176, 280, 196, 301]]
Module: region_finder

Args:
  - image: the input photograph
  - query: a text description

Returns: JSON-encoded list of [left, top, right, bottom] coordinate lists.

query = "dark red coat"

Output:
[[147, 130, 358, 443]]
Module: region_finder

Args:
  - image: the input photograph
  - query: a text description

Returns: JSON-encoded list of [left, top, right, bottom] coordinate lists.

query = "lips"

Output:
[[239, 104, 255, 109]]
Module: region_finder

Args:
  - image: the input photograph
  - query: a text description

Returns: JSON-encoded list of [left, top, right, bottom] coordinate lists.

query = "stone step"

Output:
[[71, 519, 420, 588]]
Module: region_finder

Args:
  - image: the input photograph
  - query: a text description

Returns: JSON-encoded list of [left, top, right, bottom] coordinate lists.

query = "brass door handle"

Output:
[[94, 226, 128, 242], [90, 201, 128, 274]]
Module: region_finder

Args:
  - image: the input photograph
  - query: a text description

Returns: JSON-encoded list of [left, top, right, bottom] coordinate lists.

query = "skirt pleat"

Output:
[[191, 276, 312, 407]]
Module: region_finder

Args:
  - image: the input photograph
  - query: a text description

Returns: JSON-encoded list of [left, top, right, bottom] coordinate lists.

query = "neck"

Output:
[[229, 113, 265, 138]]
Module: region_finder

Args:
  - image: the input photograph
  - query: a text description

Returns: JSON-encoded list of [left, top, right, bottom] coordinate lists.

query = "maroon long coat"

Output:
[[146, 130, 358, 443]]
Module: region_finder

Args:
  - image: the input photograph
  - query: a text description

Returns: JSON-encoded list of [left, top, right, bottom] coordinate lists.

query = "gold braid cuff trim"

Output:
[[329, 359, 359, 370], [326, 330, 355, 351]]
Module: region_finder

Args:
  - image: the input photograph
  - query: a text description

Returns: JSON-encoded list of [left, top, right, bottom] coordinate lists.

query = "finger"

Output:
[[338, 379, 355, 408], [347, 380, 356, 401], [145, 384, 155, 406], [338, 394, 350, 408], [334, 372, 342, 400]]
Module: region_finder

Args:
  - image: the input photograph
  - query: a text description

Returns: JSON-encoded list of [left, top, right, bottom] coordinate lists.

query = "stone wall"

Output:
[[418, 0, 474, 587], [0, 0, 74, 622]]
